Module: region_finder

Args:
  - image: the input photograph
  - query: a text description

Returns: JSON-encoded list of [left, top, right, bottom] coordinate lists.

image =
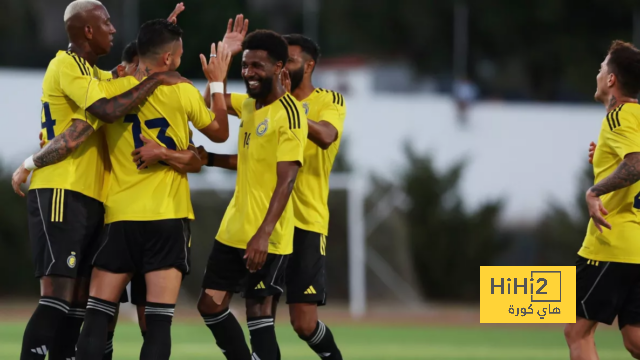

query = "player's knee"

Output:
[[622, 332, 640, 359], [624, 339, 640, 359], [564, 322, 593, 345], [197, 291, 225, 315], [72, 277, 91, 304], [41, 275, 76, 302], [245, 298, 273, 318], [290, 314, 316, 338]]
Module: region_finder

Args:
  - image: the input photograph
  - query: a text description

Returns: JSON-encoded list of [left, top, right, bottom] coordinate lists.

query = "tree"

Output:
[[0, 162, 37, 295], [399, 144, 505, 302], [535, 163, 593, 266]]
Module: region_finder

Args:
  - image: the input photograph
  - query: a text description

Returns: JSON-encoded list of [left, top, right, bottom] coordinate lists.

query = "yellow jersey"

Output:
[[30, 50, 109, 202], [231, 89, 346, 235], [579, 103, 640, 263], [293, 88, 346, 235], [96, 77, 214, 223], [217, 93, 307, 254]]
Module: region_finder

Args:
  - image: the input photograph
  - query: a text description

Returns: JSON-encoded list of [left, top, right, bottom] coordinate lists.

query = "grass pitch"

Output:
[[0, 321, 630, 359]]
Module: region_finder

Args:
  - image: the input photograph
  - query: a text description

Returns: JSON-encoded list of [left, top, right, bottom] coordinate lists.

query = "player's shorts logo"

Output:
[[256, 119, 269, 137], [67, 252, 77, 268], [303, 102, 310, 115]]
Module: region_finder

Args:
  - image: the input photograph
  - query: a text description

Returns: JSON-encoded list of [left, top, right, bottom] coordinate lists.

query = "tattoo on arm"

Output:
[[591, 153, 640, 196], [86, 76, 161, 123], [33, 120, 95, 168]]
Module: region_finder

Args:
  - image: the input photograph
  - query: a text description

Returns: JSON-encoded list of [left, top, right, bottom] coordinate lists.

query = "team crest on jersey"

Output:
[[302, 102, 310, 115], [256, 119, 269, 137], [67, 252, 77, 268]]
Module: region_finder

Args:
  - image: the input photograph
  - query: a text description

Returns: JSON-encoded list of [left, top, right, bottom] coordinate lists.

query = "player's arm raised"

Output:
[[203, 14, 249, 116], [132, 135, 202, 173], [198, 42, 232, 143]]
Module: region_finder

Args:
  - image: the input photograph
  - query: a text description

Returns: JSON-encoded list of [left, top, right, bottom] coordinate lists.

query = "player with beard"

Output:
[[202, 33, 345, 360], [280, 34, 345, 360], [11, 2, 187, 359], [565, 40, 640, 360], [197, 30, 308, 360]]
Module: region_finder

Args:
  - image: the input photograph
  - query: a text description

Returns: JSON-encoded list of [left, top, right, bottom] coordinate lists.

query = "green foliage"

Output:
[[535, 163, 593, 266], [400, 144, 505, 302], [1, 0, 638, 100], [0, 162, 37, 296]]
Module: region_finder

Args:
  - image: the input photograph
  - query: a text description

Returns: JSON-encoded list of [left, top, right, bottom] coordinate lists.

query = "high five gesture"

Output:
[[222, 14, 249, 56]]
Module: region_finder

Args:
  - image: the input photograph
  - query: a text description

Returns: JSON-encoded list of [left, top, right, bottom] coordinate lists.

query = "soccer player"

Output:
[[565, 40, 640, 360], [204, 33, 346, 360], [11, 1, 187, 359], [197, 30, 308, 360], [74, 19, 231, 360], [280, 34, 345, 360], [115, 40, 139, 79]]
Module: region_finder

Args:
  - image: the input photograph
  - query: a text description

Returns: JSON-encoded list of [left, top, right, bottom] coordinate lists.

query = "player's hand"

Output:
[[167, 2, 185, 24], [152, 71, 192, 86], [281, 69, 291, 93], [244, 229, 269, 273], [197, 145, 208, 166], [200, 42, 232, 83], [585, 189, 611, 233], [132, 134, 166, 170], [12, 163, 31, 197], [39, 132, 45, 149], [222, 14, 249, 56], [588, 141, 597, 164]]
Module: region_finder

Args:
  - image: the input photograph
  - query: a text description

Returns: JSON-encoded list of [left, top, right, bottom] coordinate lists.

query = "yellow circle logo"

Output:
[[256, 119, 269, 137], [67, 255, 77, 268]]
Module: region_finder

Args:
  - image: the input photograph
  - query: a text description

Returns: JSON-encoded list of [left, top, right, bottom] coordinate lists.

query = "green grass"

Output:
[[0, 321, 630, 359]]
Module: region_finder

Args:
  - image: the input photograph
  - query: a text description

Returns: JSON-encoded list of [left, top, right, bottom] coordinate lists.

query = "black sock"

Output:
[[201, 308, 251, 360], [76, 297, 117, 360], [47, 305, 85, 360], [300, 321, 342, 360], [247, 316, 278, 360], [140, 302, 174, 360], [20, 297, 70, 360], [102, 331, 115, 360]]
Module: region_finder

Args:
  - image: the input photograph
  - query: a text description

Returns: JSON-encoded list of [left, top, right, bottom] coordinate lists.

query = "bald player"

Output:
[[13, 1, 187, 359]]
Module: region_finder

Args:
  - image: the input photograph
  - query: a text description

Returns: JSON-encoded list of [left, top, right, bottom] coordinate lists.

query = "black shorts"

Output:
[[27, 188, 104, 279], [92, 219, 191, 276], [576, 255, 640, 329], [202, 240, 288, 299], [286, 228, 327, 305]]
